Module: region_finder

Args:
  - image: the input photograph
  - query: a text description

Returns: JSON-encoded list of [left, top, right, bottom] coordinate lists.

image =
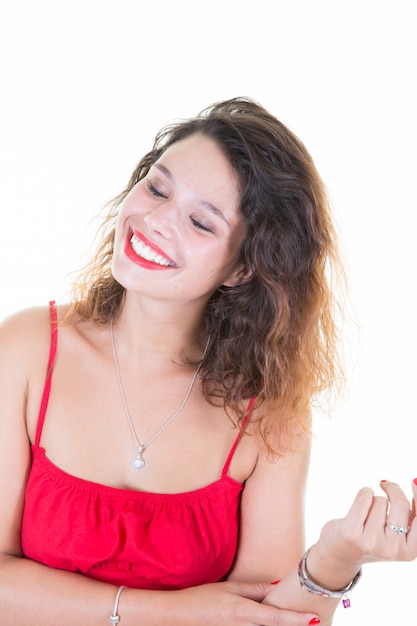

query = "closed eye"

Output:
[[190, 217, 214, 233], [147, 182, 167, 198]]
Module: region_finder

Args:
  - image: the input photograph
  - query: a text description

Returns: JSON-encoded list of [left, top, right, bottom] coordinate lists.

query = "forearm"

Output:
[[0, 555, 168, 625], [2, 554, 294, 626]]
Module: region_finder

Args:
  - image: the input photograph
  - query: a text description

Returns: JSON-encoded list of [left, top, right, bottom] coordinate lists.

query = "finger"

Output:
[[378, 481, 417, 559], [408, 480, 417, 545], [234, 585, 321, 626], [230, 581, 277, 602], [343, 486, 374, 529], [411, 478, 417, 518], [270, 608, 322, 625], [379, 480, 411, 513], [379, 480, 411, 529], [361, 494, 388, 535], [260, 603, 321, 626]]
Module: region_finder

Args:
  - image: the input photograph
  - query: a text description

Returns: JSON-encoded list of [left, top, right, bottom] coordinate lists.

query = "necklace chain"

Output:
[[110, 318, 209, 471]]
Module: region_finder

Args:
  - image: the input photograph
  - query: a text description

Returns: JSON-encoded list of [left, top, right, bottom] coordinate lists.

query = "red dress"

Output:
[[21, 302, 254, 589]]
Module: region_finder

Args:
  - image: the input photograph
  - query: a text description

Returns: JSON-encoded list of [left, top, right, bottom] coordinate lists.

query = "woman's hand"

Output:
[[313, 479, 417, 575], [260, 480, 417, 626], [169, 580, 321, 626]]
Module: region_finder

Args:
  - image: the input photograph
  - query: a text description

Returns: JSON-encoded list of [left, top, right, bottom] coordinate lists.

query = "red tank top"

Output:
[[21, 302, 254, 590]]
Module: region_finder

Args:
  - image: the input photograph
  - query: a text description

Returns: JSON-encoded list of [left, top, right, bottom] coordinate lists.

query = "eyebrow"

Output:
[[153, 162, 231, 226]]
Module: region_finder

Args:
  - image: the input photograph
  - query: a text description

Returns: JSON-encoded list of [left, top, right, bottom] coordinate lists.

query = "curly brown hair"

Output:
[[70, 97, 345, 451]]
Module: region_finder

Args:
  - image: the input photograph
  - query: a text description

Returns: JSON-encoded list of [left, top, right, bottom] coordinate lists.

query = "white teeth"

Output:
[[130, 234, 174, 267]]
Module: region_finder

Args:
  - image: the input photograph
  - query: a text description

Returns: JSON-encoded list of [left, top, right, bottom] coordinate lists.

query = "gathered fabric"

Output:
[[21, 302, 253, 590]]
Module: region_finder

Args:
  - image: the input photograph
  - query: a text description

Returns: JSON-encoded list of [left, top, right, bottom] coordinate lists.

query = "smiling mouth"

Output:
[[130, 233, 175, 267]]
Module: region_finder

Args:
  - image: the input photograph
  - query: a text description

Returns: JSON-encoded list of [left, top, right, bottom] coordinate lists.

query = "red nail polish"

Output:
[[270, 579, 281, 584], [414, 478, 417, 485], [309, 619, 321, 625], [380, 479, 388, 483]]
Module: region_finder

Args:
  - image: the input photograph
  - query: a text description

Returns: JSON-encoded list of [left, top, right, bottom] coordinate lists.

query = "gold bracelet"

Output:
[[110, 586, 127, 624]]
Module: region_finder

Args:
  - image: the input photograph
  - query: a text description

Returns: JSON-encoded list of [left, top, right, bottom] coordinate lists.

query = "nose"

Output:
[[143, 202, 177, 239]]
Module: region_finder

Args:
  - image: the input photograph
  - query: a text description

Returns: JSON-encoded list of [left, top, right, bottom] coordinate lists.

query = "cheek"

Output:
[[116, 186, 145, 220], [113, 220, 126, 255]]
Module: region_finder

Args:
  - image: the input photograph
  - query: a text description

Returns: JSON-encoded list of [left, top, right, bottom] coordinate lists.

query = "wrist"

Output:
[[298, 545, 362, 610], [305, 543, 361, 592]]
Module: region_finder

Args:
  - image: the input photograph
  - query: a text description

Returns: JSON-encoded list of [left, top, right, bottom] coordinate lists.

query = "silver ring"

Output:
[[386, 521, 409, 536]]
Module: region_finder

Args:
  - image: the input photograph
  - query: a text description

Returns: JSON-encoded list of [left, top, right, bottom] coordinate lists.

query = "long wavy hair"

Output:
[[70, 97, 346, 451]]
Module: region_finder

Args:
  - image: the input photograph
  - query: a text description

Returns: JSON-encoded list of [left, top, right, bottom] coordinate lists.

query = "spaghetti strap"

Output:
[[34, 301, 58, 448], [221, 396, 256, 478]]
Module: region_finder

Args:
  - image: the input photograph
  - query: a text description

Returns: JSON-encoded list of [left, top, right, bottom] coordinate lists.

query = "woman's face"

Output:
[[112, 133, 247, 309]]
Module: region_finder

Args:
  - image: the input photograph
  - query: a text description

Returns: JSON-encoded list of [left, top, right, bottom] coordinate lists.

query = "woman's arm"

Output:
[[227, 418, 345, 623], [227, 420, 344, 624], [228, 412, 417, 625], [0, 311, 320, 626], [228, 420, 312, 583], [262, 481, 417, 625], [1, 554, 326, 625]]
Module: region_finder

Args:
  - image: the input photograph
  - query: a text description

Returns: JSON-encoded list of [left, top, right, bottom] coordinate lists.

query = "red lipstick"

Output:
[[124, 228, 177, 270]]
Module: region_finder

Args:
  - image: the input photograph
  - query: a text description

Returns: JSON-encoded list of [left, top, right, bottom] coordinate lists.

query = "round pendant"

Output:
[[133, 455, 145, 470]]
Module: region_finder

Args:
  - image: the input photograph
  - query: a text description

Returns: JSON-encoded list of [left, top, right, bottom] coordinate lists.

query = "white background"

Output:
[[1, 1, 416, 623]]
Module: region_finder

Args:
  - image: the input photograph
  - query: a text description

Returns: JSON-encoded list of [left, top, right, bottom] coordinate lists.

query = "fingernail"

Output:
[[270, 579, 281, 584], [380, 479, 388, 483], [309, 619, 321, 625], [413, 478, 417, 485]]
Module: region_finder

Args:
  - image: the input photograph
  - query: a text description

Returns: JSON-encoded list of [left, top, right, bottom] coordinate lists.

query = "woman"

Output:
[[0, 97, 415, 625]]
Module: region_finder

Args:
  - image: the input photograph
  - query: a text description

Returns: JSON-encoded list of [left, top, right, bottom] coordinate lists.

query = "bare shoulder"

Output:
[[0, 306, 51, 395], [0, 303, 73, 395], [0, 302, 71, 353], [1, 304, 50, 335], [0, 305, 53, 367], [0, 303, 71, 440]]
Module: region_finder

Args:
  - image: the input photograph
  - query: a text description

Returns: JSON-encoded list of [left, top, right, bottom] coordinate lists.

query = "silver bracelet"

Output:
[[298, 547, 362, 608], [110, 586, 127, 624]]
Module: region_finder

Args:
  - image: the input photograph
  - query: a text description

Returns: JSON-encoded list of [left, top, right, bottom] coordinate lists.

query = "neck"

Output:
[[111, 295, 208, 367]]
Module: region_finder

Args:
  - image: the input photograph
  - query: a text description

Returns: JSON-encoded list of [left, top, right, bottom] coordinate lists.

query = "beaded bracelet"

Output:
[[298, 547, 362, 608], [110, 586, 127, 624]]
